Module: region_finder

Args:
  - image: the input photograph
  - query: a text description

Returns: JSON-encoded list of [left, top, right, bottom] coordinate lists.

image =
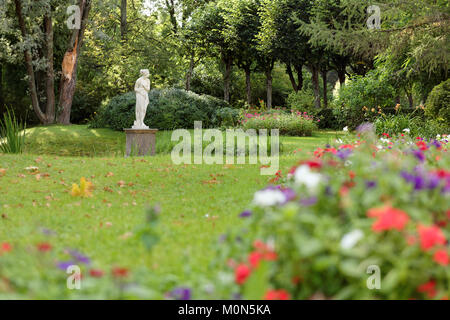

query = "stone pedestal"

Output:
[[124, 129, 158, 157]]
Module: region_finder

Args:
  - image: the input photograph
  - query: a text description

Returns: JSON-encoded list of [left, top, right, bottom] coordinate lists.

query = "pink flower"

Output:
[[433, 250, 449, 266]]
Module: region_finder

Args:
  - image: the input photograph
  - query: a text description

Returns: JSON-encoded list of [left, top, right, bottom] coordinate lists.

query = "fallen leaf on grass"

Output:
[[119, 232, 133, 240], [117, 180, 126, 187], [104, 186, 114, 193], [71, 177, 94, 198], [105, 172, 114, 177], [0, 168, 6, 177]]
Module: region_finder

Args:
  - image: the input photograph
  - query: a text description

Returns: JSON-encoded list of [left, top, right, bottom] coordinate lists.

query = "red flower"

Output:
[[416, 141, 428, 151], [112, 267, 129, 278], [304, 160, 322, 169], [89, 269, 104, 278], [248, 251, 263, 269], [339, 144, 354, 150], [36, 242, 52, 252], [349, 171, 356, 180], [417, 281, 437, 299], [264, 289, 291, 300], [1, 242, 12, 253], [367, 206, 410, 232], [235, 264, 251, 285], [417, 225, 446, 251], [433, 250, 449, 266]]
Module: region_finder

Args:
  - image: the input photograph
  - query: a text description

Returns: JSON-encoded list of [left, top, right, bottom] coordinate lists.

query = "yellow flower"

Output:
[[71, 177, 94, 198]]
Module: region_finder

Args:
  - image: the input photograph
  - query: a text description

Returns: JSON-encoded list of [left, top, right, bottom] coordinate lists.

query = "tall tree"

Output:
[[58, 0, 92, 124]]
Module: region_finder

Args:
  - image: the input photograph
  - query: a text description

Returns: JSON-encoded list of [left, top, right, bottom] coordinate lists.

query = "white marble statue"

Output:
[[132, 69, 151, 129]]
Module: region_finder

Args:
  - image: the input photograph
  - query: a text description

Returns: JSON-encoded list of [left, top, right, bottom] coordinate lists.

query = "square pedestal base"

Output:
[[124, 129, 158, 157]]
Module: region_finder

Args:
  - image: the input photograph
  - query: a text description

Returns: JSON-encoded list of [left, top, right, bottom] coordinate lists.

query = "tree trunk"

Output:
[[321, 70, 328, 108], [165, 0, 177, 33], [44, 13, 55, 124], [407, 92, 414, 109], [294, 64, 303, 91], [57, 0, 92, 125], [185, 52, 194, 91], [223, 56, 232, 103], [286, 63, 298, 93], [266, 69, 273, 110], [245, 67, 251, 105], [337, 69, 346, 87], [311, 65, 321, 109], [120, 0, 127, 40], [14, 0, 46, 123]]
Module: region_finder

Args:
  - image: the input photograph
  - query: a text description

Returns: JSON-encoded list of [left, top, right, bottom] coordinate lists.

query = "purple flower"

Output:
[[356, 122, 374, 134], [68, 250, 91, 265], [336, 149, 352, 160], [431, 140, 442, 149], [412, 150, 425, 162], [300, 197, 318, 206], [365, 180, 377, 189], [428, 174, 440, 189], [170, 287, 191, 300], [239, 210, 252, 218], [280, 188, 296, 203], [57, 261, 75, 271]]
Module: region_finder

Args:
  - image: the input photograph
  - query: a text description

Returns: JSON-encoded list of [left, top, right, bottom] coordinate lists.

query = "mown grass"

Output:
[[0, 125, 347, 291]]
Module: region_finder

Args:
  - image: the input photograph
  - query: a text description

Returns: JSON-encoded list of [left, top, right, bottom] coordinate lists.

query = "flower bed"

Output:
[[240, 111, 318, 136], [213, 129, 449, 300]]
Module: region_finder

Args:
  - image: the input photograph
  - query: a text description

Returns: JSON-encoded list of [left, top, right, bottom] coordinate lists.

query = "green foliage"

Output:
[[334, 72, 396, 129], [425, 79, 450, 126], [375, 114, 449, 139], [90, 88, 235, 131], [241, 112, 317, 136], [287, 89, 316, 113], [0, 108, 25, 154]]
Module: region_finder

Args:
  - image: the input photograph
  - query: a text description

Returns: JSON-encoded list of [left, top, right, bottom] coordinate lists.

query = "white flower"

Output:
[[376, 145, 383, 150], [336, 138, 344, 144], [436, 134, 441, 140], [403, 128, 410, 134], [340, 229, 364, 250], [343, 126, 349, 132], [253, 189, 286, 207], [344, 160, 353, 167], [380, 138, 390, 144], [294, 165, 322, 191]]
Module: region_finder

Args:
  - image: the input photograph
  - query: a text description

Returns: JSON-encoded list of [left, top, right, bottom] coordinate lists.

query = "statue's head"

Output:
[[140, 69, 150, 78]]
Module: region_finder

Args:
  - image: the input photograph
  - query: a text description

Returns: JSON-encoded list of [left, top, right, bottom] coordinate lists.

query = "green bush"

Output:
[[334, 72, 396, 129], [90, 88, 236, 131], [241, 112, 317, 136], [425, 79, 450, 126], [286, 89, 316, 114]]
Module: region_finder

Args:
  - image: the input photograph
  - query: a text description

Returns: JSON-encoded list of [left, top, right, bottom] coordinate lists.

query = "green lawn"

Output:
[[1, 125, 347, 290]]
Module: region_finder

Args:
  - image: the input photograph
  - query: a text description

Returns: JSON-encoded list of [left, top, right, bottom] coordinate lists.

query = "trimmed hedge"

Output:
[[90, 88, 237, 131]]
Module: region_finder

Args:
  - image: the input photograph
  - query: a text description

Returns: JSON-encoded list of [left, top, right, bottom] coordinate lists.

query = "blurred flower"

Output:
[[336, 149, 353, 160], [253, 188, 286, 207], [417, 280, 437, 299], [300, 197, 317, 206], [343, 126, 349, 132], [294, 165, 322, 191], [365, 180, 377, 189], [403, 128, 410, 134], [170, 287, 192, 300], [412, 150, 425, 162], [57, 261, 75, 271], [68, 249, 91, 265], [239, 210, 252, 218], [340, 230, 364, 250], [235, 264, 251, 285], [112, 267, 129, 278], [433, 250, 449, 266], [367, 206, 409, 232], [0, 242, 12, 254], [37, 242, 52, 252], [356, 123, 374, 134], [417, 225, 446, 251], [89, 269, 104, 278], [264, 289, 290, 300]]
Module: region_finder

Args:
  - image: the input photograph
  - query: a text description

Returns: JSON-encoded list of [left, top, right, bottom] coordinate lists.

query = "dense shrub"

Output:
[[286, 89, 316, 114], [211, 131, 450, 300], [334, 72, 396, 129], [374, 113, 449, 138], [71, 88, 102, 124], [241, 111, 318, 136], [90, 88, 236, 131], [425, 79, 450, 126]]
